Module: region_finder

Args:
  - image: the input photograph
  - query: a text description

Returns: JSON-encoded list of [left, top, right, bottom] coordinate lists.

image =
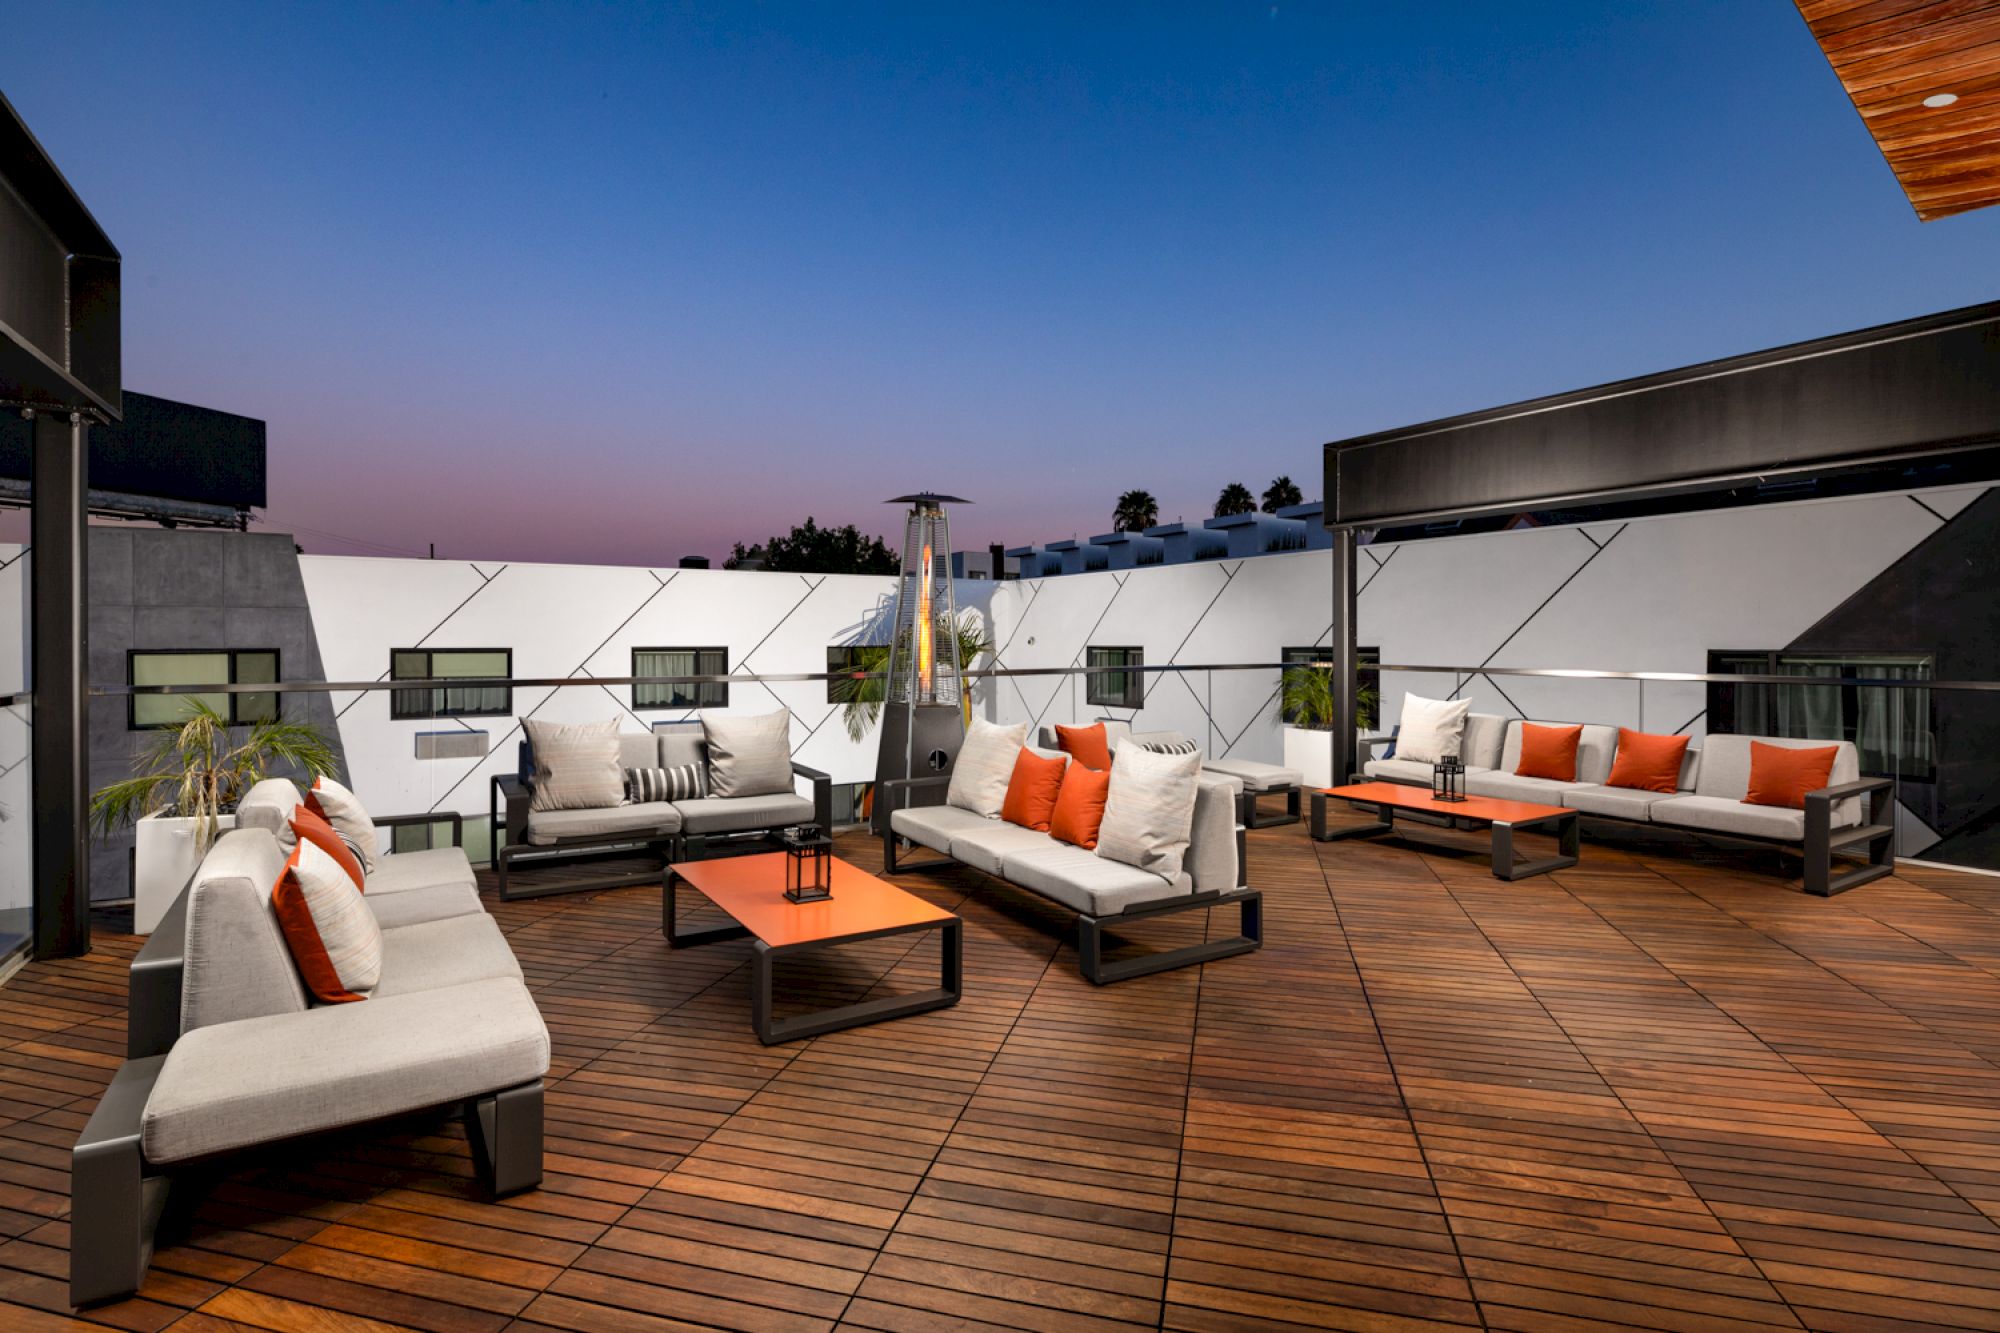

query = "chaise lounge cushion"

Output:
[[366, 847, 479, 895], [373, 913, 525, 998], [1000, 840, 1191, 917], [525, 801, 683, 845], [1202, 757, 1303, 792], [142, 976, 548, 1165], [676, 792, 815, 834], [891, 803, 992, 854], [365, 881, 484, 930], [1649, 794, 1806, 841]]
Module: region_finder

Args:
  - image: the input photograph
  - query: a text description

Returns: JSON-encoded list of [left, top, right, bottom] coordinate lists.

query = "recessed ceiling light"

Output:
[[1922, 93, 1959, 108]]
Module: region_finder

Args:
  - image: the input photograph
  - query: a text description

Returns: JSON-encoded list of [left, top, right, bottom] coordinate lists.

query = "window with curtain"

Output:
[[633, 647, 728, 710], [129, 650, 280, 729], [390, 649, 513, 719], [1707, 650, 1933, 779], [1086, 646, 1145, 708]]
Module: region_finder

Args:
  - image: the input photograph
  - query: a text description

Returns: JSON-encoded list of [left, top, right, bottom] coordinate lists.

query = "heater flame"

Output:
[[916, 542, 934, 697]]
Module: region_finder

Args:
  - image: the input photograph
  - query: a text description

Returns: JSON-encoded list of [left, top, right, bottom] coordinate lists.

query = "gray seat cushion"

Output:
[[374, 913, 524, 998], [675, 792, 815, 834], [890, 804, 993, 854], [1563, 784, 1688, 822], [1650, 795, 1806, 842], [999, 842, 1191, 917], [525, 801, 682, 845], [143, 976, 548, 1165], [1202, 757, 1303, 792], [1463, 771, 1579, 806], [366, 881, 483, 930], [948, 820, 1058, 876], [366, 847, 477, 895]]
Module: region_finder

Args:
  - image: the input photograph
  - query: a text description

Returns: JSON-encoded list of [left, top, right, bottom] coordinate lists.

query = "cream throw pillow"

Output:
[[1394, 694, 1473, 765], [1096, 744, 1203, 881], [304, 775, 380, 873], [701, 710, 795, 797], [523, 718, 625, 812], [947, 719, 1028, 817]]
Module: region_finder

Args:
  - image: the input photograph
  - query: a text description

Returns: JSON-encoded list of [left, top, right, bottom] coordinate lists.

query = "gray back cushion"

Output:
[[1461, 713, 1507, 769], [1500, 721, 1620, 785], [182, 828, 307, 1033], [616, 733, 658, 771], [655, 722, 708, 770], [234, 777, 303, 837], [702, 710, 794, 798], [1694, 734, 1861, 823], [1184, 774, 1240, 892]]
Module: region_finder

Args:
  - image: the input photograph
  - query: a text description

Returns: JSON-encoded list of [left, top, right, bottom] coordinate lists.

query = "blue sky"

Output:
[[2, 2, 1993, 563]]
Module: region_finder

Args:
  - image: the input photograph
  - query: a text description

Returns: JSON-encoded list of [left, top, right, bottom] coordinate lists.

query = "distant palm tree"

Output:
[[1113, 489, 1159, 533], [1213, 482, 1255, 517], [1261, 475, 1303, 512]]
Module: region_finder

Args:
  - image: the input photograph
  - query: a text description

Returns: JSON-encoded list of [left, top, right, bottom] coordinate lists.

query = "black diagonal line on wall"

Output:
[[1671, 708, 1706, 735], [1910, 495, 1948, 524], [422, 570, 680, 809], [1028, 575, 1132, 732], [336, 563, 512, 719], [1158, 562, 1244, 744], [1357, 545, 1397, 597], [0, 546, 28, 573], [1478, 672, 1526, 718], [1461, 524, 1628, 682], [739, 575, 830, 736]]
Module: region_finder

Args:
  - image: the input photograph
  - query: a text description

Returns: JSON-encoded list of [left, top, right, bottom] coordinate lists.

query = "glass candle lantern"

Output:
[[782, 825, 832, 903]]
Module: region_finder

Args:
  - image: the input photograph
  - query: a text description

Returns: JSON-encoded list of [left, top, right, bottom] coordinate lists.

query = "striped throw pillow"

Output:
[[271, 838, 383, 1003], [625, 763, 707, 803], [1141, 738, 1199, 755]]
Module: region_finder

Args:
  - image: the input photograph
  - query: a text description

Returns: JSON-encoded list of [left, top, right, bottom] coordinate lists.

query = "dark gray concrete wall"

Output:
[[87, 528, 344, 902]]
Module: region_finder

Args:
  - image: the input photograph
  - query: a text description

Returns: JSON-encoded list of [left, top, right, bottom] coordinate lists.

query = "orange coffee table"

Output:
[[663, 851, 962, 1044], [1312, 782, 1580, 880]]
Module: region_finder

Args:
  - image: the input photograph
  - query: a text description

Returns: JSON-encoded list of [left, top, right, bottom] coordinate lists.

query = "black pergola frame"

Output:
[[1318, 300, 2000, 780]]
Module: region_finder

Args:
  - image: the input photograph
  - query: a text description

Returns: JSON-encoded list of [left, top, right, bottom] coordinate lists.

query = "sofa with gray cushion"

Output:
[[72, 826, 549, 1306], [489, 720, 832, 900], [1037, 718, 1306, 829], [881, 745, 1260, 983], [1337, 715, 1892, 895]]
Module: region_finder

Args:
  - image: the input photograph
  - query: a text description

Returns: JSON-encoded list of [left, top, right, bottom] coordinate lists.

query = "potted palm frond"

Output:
[[1280, 662, 1378, 788], [832, 610, 994, 743], [92, 699, 339, 933]]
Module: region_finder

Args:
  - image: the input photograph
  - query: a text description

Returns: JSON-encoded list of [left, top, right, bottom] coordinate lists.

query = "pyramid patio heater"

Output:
[[872, 493, 969, 833]]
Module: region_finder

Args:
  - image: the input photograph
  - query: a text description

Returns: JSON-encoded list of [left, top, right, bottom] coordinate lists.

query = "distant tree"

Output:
[[727, 518, 898, 575], [1213, 482, 1255, 518], [1113, 489, 1159, 533], [1261, 475, 1303, 512]]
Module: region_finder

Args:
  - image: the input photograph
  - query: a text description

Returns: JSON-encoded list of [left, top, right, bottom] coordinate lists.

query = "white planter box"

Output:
[[134, 812, 235, 935], [1283, 726, 1338, 790]]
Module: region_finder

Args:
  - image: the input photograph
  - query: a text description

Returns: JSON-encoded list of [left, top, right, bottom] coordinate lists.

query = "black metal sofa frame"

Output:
[[877, 775, 1261, 985]]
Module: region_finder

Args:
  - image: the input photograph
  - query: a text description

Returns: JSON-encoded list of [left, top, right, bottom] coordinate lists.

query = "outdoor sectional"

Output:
[[1322, 713, 1894, 896], [489, 720, 832, 900], [1037, 718, 1306, 829], [72, 811, 549, 1307], [879, 753, 1260, 983]]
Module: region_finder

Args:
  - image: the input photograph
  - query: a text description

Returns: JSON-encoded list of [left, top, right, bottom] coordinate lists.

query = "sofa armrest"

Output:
[[128, 885, 190, 1059], [490, 774, 530, 855], [1806, 777, 1892, 804], [879, 774, 951, 823], [1804, 774, 1892, 842], [373, 810, 464, 849], [792, 761, 833, 831]]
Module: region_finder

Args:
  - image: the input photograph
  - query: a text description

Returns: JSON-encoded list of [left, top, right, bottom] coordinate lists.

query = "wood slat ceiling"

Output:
[[1796, 0, 2000, 220]]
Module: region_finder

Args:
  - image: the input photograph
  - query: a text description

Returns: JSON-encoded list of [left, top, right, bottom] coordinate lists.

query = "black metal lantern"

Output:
[[781, 825, 833, 903], [1431, 755, 1466, 803]]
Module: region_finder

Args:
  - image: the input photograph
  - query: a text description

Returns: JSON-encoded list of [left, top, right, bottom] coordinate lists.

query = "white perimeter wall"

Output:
[[294, 484, 1985, 853]]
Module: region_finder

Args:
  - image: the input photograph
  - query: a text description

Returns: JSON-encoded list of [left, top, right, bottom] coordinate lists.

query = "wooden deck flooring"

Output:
[[6, 819, 2000, 1331]]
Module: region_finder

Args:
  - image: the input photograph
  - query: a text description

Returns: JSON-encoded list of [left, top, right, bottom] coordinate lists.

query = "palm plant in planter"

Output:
[[832, 610, 994, 744], [91, 699, 339, 932], [1280, 663, 1379, 788]]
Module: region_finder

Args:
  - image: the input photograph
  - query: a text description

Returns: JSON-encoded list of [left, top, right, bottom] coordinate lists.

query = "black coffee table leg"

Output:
[[662, 866, 752, 947], [1311, 791, 1397, 842], [1492, 812, 1580, 880], [752, 919, 963, 1045]]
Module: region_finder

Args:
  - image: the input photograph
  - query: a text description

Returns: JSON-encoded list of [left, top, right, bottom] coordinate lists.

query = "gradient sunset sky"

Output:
[[2, 2, 1995, 565]]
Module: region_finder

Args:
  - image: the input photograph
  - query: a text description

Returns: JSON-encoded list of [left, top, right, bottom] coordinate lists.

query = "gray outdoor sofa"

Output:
[[73, 822, 549, 1307], [489, 721, 832, 900], [879, 754, 1260, 983], [1318, 714, 1894, 896], [1038, 718, 1306, 829]]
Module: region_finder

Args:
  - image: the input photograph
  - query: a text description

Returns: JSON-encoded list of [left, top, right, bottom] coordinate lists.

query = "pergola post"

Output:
[[1330, 525, 1358, 784], [32, 410, 92, 958]]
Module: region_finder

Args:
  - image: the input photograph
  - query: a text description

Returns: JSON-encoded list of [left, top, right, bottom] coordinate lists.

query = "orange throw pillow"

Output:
[[1049, 763, 1112, 850], [291, 807, 365, 891], [1055, 722, 1112, 771], [1515, 723, 1583, 781], [1745, 742, 1838, 810], [1000, 748, 1068, 832], [1606, 729, 1690, 794]]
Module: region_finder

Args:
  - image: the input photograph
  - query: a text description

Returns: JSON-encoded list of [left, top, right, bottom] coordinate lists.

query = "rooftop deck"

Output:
[[5, 821, 2000, 1332]]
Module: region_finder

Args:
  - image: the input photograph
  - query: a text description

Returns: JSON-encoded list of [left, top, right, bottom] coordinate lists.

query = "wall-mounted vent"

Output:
[[415, 730, 490, 761]]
